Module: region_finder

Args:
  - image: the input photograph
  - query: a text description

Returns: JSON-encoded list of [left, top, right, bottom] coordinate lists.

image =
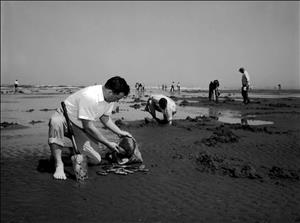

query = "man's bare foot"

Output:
[[53, 164, 67, 180]]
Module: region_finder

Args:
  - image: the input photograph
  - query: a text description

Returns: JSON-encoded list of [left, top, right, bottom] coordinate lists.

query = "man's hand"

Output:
[[119, 130, 132, 138], [107, 142, 123, 153]]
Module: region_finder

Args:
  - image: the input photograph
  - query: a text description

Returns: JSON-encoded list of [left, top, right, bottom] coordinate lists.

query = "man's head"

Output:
[[158, 98, 168, 110], [104, 76, 130, 102], [213, 80, 219, 87], [239, 67, 245, 74]]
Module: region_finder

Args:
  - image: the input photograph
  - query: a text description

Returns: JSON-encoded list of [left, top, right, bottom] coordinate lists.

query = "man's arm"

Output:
[[81, 119, 120, 153], [245, 72, 250, 87], [100, 115, 132, 138], [148, 108, 169, 124]]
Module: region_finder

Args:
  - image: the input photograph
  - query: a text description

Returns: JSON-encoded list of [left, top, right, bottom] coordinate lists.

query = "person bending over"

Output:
[[208, 80, 220, 102], [48, 76, 132, 180], [145, 94, 176, 125]]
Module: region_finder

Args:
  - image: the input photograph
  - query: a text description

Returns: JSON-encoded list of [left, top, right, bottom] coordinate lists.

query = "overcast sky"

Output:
[[1, 1, 299, 89]]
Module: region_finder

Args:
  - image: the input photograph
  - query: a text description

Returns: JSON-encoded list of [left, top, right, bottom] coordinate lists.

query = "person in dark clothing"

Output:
[[208, 80, 220, 102]]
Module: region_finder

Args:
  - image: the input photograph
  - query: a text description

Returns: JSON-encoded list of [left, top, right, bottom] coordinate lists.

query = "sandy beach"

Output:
[[1, 87, 300, 223]]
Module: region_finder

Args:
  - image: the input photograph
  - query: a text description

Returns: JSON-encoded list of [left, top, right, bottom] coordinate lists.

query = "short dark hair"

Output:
[[105, 76, 130, 96], [213, 80, 219, 87], [159, 98, 167, 109], [239, 67, 245, 73]]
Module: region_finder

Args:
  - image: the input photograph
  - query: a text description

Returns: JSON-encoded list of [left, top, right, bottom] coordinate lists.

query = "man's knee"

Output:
[[48, 113, 66, 145], [49, 114, 60, 123], [87, 155, 101, 165]]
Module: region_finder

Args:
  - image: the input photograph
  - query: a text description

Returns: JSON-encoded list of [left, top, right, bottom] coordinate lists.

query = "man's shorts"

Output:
[[48, 108, 68, 147], [48, 108, 101, 164]]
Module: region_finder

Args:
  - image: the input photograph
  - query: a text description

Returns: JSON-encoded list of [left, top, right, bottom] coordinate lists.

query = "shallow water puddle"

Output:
[[205, 106, 274, 125], [218, 116, 274, 125], [179, 106, 274, 126]]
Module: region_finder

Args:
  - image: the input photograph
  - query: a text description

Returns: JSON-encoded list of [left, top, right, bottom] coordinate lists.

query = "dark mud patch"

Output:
[[244, 111, 300, 116], [114, 118, 157, 128], [201, 125, 239, 146], [129, 103, 142, 109], [29, 120, 45, 125], [179, 99, 191, 106], [129, 97, 147, 103], [0, 122, 29, 130], [169, 95, 179, 101], [206, 123, 289, 135], [186, 115, 217, 122], [195, 151, 260, 179], [195, 151, 300, 182], [268, 166, 300, 181], [39, 108, 57, 112], [225, 123, 287, 134], [268, 103, 292, 108]]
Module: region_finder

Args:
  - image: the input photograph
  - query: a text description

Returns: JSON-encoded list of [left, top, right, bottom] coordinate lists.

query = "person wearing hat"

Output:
[[48, 76, 132, 180], [145, 94, 176, 125], [239, 67, 250, 104]]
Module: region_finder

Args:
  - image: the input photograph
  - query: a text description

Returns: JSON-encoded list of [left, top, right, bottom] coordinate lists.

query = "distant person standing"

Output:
[[277, 84, 282, 95], [170, 82, 175, 93], [14, 80, 19, 93], [208, 80, 220, 102], [177, 82, 181, 93], [239, 67, 250, 104]]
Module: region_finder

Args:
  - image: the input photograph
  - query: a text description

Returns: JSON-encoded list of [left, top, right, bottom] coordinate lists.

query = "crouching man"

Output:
[[48, 76, 132, 180], [145, 94, 176, 125]]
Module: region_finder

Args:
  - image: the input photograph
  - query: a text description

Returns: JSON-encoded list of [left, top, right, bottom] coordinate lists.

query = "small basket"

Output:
[[71, 154, 88, 181]]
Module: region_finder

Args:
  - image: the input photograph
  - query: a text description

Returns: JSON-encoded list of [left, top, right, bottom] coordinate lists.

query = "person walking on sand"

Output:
[[239, 67, 250, 104], [208, 80, 220, 103], [145, 94, 176, 125], [14, 80, 19, 93], [48, 76, 132, 180]]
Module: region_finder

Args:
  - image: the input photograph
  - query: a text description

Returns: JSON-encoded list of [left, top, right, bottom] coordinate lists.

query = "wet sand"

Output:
[[1, 89, 300, 223]]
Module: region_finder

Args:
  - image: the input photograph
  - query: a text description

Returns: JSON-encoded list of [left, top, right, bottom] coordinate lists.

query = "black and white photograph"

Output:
[[1, 1, 300, 222]]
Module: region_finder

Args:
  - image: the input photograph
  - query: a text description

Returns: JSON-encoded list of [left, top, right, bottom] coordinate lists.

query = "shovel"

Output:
[[61, 102, 88, 181]]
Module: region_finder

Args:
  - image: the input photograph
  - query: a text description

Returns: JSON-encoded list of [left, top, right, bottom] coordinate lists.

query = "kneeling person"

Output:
[[48, 76, 132, 180], [145, 94, 176, 125]]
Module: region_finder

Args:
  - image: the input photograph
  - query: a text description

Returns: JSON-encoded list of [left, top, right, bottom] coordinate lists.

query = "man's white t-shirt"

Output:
[[242, 71, 250, 86], [150, 94, 176, 121], [64, 85, 114, 128]]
